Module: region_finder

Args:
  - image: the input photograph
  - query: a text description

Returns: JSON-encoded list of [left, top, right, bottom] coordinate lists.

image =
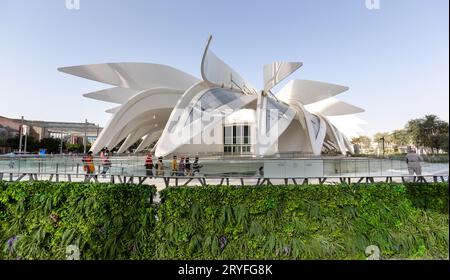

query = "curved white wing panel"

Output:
[[90, 88, 183, 154], [201, 36, 257, 94], [156, 82, 256, 157], [58, 63, 199, 91], [343, 135, 354, 154], [105, 111, 175, 152], [320, 116, 347, 154], [277, 79, 349, 105], [305, 97, 365, 116], [155, 81, 210, 156], [255, 95, 296, 156], [135, 130, 163, 153], [287, 100, 327, 155], [263, 62, 302, 92], [117, 125, 154, 153], [108, 114, 170, 150], [84, 87, 139, 104]]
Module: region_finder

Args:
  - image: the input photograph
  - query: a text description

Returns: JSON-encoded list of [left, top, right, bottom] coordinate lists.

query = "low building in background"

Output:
[[0, 115, 101, 154]]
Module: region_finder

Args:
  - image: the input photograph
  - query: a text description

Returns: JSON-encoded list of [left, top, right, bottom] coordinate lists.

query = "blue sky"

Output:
[[0, 0, 448, 136]]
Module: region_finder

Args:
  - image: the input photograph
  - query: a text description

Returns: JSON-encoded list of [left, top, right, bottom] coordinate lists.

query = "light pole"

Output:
[[83, 119, 87, 154], [24, 128, 27, 153], [380, 137, 385, 158], [60, 131, 64, 154], [18, 116, 24, 153]]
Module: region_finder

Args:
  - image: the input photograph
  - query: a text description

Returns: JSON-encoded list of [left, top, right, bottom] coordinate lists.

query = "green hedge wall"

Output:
[[155, 183, 448, 260], [0, 181, 448, 260], [0, 181, 156, 260]]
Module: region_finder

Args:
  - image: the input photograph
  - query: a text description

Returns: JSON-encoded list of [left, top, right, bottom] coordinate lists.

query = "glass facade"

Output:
[[310, 114, 321, 137], [223, 124, 251, 154], [185, 88, 242, 126]]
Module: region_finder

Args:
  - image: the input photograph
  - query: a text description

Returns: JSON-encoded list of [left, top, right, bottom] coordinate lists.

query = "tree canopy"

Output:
[[406, 115, 449, 153]]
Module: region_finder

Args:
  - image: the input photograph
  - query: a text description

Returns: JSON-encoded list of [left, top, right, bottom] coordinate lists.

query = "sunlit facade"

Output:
[[59, 36, 365, 157]]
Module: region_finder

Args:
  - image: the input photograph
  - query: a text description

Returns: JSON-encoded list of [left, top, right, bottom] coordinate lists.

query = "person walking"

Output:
[[82, 151, 95, 180], [156, 156, 164, 176], [185, 157, 192, 176], [178, 156, 185, 176], [145, 153, 154, 177], [8, 152, 15, 169], [171, 155, 178, 176], [100, 147, 111, 177], [256, 166, 264, 185], [192, 156, 203, 175], [406, 148, 423, 177]]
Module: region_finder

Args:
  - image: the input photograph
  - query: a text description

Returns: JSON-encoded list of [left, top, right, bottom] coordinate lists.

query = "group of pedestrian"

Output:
[[82, 147, 111, 179], [144, 153, 165, 177], [80, 146, 423, 180], [83, 150, 203, 178], [145, 153, 202, 177]]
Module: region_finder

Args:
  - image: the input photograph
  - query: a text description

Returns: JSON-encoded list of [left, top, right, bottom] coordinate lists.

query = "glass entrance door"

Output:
[[224, 125, 251, 155]]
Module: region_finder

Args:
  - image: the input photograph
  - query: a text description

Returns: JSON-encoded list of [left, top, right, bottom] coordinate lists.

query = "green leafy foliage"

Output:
[[154, 183, 448, 260], [0, 181, 448, 260], [0, 181, 156, 260]]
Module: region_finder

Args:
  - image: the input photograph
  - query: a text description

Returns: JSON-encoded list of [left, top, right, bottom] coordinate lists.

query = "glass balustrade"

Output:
[[0, 154, 448, 178]]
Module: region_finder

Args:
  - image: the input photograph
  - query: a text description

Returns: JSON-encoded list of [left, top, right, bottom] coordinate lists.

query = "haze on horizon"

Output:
[[0, 0, 448, 137]]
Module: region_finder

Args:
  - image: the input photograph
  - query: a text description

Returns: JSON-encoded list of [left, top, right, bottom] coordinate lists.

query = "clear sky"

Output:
[[0, 0, 448, 137]]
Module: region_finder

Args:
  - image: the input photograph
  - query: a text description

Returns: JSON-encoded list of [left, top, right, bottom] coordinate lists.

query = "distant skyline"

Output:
[[0, 0, 448, 137]]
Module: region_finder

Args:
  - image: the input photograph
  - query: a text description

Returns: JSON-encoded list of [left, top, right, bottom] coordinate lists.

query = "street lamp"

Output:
[[60, 131, 64, 154], [23, 126, 28, 153], [83, 119, 87, 154], [18, 116, 24, 153], [380, 137, 385, 158]]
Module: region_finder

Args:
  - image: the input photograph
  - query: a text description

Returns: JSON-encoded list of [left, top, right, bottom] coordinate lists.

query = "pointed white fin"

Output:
[[305, 97, 365, 116], [326, 115, 366, 139], [58, 63, 199, 91], [84, 87, 139, 104], [277, 79, 349, 105], [106, 106, 121, 114], [201, 36, 257, 94], [263, 62, 302, 92]]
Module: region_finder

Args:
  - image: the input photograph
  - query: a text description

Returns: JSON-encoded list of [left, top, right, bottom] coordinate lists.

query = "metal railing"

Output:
[[0, 171, 448, 187], [0, 154, 448, 178]]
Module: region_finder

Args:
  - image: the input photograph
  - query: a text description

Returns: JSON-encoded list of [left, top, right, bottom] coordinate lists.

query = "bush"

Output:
[[405, 183, 449, 213], [155, 182, 449, 260], [0, 181, 156, 260]]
